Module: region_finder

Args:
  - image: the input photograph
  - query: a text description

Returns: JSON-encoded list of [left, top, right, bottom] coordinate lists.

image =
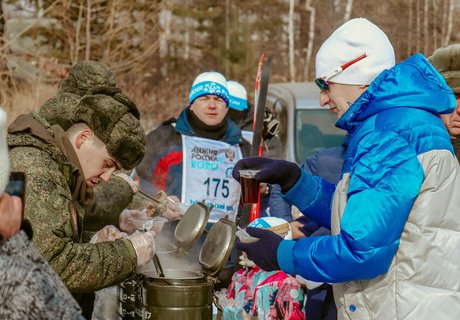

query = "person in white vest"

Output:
[[137, 72, 246, 223], [136, 72, 248, 288], [233, 18, 460, 320]]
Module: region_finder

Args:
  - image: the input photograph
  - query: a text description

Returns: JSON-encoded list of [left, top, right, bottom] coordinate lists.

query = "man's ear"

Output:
[[75, 129, 94, 149]]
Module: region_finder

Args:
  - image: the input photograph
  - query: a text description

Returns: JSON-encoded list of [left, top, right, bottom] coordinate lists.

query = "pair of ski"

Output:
[[241, 54, 272, 224]]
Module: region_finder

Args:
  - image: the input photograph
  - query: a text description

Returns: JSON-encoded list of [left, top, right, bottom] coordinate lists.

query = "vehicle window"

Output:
[[295, 109, 346, 162]]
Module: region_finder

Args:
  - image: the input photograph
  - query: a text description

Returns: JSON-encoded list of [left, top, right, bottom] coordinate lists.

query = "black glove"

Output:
[[232, 157, 301, 193], [235, 227, 283, 271]]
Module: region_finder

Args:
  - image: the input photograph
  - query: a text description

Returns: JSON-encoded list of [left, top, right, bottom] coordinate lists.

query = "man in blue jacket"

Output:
[[233, 18, 460, 320]]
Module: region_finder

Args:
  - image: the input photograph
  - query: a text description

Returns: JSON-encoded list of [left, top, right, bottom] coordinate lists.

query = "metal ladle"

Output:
[[152, 253, 165, 278]]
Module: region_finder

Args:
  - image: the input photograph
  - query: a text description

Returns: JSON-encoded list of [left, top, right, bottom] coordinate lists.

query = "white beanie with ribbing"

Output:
[[315, 18, 395, 85]]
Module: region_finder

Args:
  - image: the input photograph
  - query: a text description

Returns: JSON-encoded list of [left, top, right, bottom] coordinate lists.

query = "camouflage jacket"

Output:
[[0, 231, 85, 320], [7, 114, 137, 293]]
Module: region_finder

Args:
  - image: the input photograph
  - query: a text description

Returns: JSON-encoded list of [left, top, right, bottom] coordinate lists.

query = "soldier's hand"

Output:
[[127, 231, 156, 266], [162, 196, 184, 221], [119, 209, 148, 234], [90, 225, 126, 243], [0, 193, 23, 241]]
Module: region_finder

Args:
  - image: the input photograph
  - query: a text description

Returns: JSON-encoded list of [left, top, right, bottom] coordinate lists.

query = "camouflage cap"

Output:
[[58, 60, 117, 95], [428, 44, 460, 93], [70, 94, 145, 170], [39, 60, 119, 128]]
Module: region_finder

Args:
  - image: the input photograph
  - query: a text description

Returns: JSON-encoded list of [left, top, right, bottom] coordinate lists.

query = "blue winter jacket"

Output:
[[277, 53, 456, 284]]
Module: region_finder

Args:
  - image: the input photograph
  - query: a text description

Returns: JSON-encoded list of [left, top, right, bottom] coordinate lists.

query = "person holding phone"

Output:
[[1, 108, 85, 319]]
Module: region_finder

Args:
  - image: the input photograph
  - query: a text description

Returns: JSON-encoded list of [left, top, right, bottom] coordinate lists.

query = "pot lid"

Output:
[[199, 216, 236, 278], [174, 201, 210, 251]]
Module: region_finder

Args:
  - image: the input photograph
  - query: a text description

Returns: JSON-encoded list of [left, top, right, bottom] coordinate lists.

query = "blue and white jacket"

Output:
[[278, 54, 460, 320]]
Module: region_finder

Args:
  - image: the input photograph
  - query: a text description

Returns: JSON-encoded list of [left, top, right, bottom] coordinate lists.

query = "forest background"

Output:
[[1, 0, 460, 132]]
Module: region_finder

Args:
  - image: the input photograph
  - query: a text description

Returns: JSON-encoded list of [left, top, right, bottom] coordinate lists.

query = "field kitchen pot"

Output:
[[142, 201, 236, 320]]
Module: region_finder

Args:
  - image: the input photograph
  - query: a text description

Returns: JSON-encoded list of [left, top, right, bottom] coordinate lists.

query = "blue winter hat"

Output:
[[189, 72, 230, 106], [227, 80, 248, 111]]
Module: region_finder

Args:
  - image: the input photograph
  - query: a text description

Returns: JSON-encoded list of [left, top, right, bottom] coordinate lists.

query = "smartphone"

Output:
[[5, 172, 26, 217]]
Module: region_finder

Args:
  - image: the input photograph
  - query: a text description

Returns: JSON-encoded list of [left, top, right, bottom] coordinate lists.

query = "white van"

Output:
[[266, 82, 346, 162]]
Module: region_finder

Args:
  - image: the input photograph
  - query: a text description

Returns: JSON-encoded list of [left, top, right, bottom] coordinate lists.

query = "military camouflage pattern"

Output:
[[84, 174, 135, 233], [38, 60, 118, 130], [7, 116, 137, 295], [59, 60, 116, 95], [429, 44, 460, 93], [0, 231, 85, 320], [70, 94, 146, 169]]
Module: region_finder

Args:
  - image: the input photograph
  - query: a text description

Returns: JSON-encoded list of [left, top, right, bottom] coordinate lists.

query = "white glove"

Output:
[[119, 208, 149, 234], [162, 196, 185, 221], [127, 230, 156, 267], [90, 225, 126, 243], [113, 172, 139, 193]]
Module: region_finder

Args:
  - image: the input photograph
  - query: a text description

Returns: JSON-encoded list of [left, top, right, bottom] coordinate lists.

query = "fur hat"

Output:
[[428, 44, 460, 93], [189, 72, 229, 106], [316, 18, 395, 85], [69, 94, 145, 170], [59, 60, 116, 95], [38, 61, 127, 129], [0, 108, 10, 194], [227, 80, 248, 111]]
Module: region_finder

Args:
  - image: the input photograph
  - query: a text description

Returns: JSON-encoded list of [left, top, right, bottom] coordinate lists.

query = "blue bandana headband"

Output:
[[189, 81, 230, 106], [228, 95, 248, 111]]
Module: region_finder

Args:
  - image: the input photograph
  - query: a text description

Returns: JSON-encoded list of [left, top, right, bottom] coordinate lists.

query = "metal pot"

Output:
[[143, 270, 213, 320], [141, 209, 236, 320]]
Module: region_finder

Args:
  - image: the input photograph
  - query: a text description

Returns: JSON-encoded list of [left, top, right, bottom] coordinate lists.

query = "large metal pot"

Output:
[[141, 204, 236, 320], [143, 270, 213, 320], [118, 274, 144, 320]]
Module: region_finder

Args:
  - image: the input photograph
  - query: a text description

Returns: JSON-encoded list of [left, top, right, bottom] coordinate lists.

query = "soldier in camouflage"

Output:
[[429, 44, 460, 160], [7, 92, 154, 318], [1, 108, 85, 320], [37, 61, 180, 235]]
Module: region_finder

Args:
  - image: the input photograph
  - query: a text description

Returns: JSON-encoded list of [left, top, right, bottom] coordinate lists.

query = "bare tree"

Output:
[[444, 0, 454, 46], [343, 0, 353, 23], [304, 0, 315, 81], [85, 0, 91, 60], [408, 0, 413, 56], [288, 0, 295, 82], [423, 0, 428, 54]]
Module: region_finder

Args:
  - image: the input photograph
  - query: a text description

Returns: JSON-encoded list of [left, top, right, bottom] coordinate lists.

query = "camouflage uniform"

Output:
[[37, 61, 139, 233], [7, 93, 145, 317], [0, 231, 85, 320]]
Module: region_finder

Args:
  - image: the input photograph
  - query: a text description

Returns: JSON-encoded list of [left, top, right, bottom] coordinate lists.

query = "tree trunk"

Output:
[[444, 0, 454, 46], [85, 0, 91, 61], [343, 0, 353, 23], [423, 0, 428, 54], [304, 0, 315, 81], [416, 0, 420, 51], [432, 0, 437, 52], [288, 0, 295, 82], [408, 0, 413, 56]]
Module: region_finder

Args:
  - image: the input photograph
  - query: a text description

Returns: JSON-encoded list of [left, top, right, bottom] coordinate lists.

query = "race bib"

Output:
[[182, 135, 242, 222]]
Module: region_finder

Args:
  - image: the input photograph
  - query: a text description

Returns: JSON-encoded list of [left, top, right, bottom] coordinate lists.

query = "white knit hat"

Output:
[[0, 108, 10, 194], [189, 71, 229, 106], [227, 80, 248, 111], [315, 18, 395, 85]]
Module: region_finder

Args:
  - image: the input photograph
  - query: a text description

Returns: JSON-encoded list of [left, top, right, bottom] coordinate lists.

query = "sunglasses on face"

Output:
[[315, 53, 368, 92]]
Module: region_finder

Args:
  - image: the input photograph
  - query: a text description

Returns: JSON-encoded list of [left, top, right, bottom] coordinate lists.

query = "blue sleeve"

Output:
[[266, 184, 293, 221], [282, 170, 336, 229], [278, 131, 424, 283]]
